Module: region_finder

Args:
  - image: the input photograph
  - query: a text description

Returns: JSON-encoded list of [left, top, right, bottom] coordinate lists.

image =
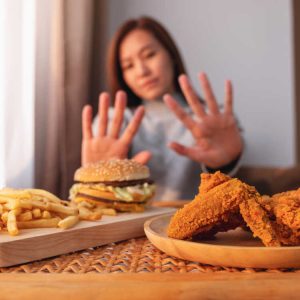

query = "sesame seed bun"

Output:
[[74, 159, 150, 183]]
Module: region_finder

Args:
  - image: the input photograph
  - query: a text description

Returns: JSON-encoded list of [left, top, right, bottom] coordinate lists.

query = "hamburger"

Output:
[[69, 159, 156, 212]]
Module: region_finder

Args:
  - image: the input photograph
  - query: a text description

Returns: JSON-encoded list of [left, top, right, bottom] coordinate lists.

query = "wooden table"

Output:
[[1, 273, 300, 300], [0, 201, 299, 300]]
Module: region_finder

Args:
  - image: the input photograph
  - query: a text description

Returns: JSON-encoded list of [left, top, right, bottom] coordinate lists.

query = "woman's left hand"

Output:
[[163, 72, 243, 169]]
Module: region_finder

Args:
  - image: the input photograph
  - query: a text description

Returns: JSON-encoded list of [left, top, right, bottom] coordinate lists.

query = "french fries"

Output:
[[0, 187, 111, 236], [78, 206, 102, 221], [18, 211, 33, 222], [76, 200, 117, 216], [58, 216, 79, 229], [18, 218, 60, 229], [7, 210, 18, 236], [96, 207, 117, 216]]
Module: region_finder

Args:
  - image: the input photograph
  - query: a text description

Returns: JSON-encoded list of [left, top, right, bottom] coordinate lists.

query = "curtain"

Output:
[[35, 0, 106, 199]]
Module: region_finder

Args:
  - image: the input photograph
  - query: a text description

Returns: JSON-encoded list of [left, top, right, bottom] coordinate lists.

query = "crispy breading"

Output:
[[167, 178, 255, 240], [192, 211, 245, 240], [239, 197, 281, 247], [261, 192, 300, 230], [257, 195, 300, 246], [199, 171, 231, 194], [168, 171, 300, 247], [272, 221, 300, 246]]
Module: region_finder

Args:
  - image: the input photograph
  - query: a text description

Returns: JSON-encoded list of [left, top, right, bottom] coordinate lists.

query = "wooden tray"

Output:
[[144, 214, 300, 269], [0, 207, 175, 267]]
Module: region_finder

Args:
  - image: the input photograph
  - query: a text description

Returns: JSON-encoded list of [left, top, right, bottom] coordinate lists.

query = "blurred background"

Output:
[[1, 0, 300, 198]]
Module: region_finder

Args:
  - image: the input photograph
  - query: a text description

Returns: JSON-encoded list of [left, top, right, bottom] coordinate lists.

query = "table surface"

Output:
[[1, 201, 299, 300]]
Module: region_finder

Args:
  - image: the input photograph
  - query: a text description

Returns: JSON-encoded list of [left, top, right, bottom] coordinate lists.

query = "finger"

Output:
[[82, 105, 93, 140], [132, 151, 152, 165], [178, 74, 206, 118], [163, 94, 200, 135], [110, 91, 126, 138], [224, 80, 233, 115], [168, 142, 206, 162], [198, 72, 219, 115], [168, 142, 188, 156], [98, 92, 110, 137], [121, 106, 145, 145]]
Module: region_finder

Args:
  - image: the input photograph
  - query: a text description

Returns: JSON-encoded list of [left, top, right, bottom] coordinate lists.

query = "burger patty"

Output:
[[75, 178, 154, 187], [77, 193, 148, 205]]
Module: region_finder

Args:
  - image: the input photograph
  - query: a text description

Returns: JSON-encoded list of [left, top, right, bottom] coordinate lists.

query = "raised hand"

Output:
[[81, 91, 151, 166], [163, 72, 243, 169]]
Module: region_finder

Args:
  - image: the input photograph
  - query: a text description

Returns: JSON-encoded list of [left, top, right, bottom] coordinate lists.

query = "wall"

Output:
[[107, 0, 295, 167]]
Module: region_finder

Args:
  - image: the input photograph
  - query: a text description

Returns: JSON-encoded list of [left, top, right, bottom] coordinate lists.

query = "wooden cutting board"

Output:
[[0, 207, 175, 267]]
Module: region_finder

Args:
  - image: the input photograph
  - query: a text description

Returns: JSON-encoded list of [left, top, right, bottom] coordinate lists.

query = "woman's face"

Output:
[[119, 29, 175, 101]]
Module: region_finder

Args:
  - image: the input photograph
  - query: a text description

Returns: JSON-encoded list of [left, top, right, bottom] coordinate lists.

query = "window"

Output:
[[0, 0, 36, 188]]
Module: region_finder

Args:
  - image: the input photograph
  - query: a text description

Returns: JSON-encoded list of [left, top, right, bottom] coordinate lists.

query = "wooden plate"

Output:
[[0, 207, 175, 267], [144, 214, 300, 268]]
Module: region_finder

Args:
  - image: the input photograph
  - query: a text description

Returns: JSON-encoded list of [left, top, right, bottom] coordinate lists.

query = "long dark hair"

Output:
[[106, 16, 187, 107]]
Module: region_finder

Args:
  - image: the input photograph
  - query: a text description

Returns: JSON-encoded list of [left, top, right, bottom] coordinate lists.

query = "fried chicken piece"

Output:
[[168, 171, 300, 247], [199, 171, 231, 194], [239, 197, 281, 247], [192, 211, 245, 240], [263, 191, 300, 230], [197, 171, 245, 238], [257, 194, 300, 246], [272, 221, 300, 246], [167, 177, 255, 240]]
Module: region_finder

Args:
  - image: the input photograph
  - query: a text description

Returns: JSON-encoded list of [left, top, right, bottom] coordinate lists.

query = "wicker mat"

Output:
[[1, 237, 300, 273]]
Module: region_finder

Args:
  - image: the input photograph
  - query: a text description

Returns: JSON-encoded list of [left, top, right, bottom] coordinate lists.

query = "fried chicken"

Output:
[[192, 211, 245, 240], [239, 197, 281, 247], [199, 172, 231, 194], [167, 172, 256, 240], [262, 191, 300, 229], [257, 194, 300, 246], [167, 171, 300, 247]]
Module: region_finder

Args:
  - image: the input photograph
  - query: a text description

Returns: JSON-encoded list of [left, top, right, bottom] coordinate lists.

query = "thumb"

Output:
[[133, 151, 152, 165]]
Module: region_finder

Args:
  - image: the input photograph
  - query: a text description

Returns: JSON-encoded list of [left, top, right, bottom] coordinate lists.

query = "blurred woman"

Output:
[[81, 16, 243, 200]]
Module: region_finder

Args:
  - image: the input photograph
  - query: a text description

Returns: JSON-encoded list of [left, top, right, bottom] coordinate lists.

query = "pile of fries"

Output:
[[75, 200, 117, 219], [0, 188, 115, 236]]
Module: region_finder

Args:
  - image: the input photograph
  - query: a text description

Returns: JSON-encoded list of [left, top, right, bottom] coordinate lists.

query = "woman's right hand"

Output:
[[81, 91, 151, 166]]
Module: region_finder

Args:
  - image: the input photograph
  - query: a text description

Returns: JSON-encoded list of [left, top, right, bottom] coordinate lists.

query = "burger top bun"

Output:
[[74, 159, 150, 182]]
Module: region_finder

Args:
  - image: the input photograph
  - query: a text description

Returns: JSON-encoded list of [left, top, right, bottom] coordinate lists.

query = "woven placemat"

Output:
[[1, 237, 300, 273]]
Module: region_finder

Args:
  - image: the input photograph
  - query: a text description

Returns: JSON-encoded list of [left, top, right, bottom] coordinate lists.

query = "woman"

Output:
[[81, 16, 243, 200]]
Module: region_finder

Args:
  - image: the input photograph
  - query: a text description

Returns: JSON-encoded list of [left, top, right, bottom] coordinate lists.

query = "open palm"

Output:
[[81, 91, 151, 166], [164, 73, 243, 169]]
